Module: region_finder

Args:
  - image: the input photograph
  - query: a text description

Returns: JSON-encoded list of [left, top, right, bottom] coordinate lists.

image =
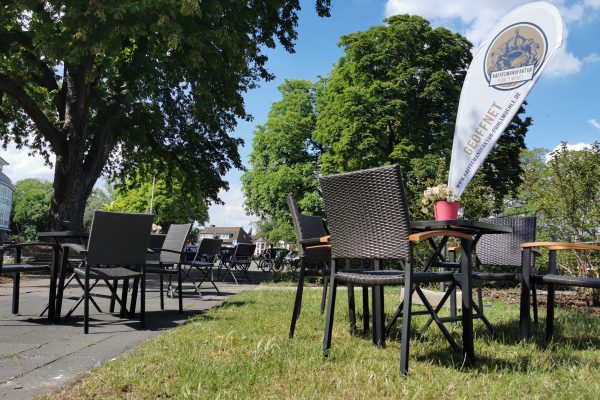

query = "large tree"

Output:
[[0, 0, 331, 231]]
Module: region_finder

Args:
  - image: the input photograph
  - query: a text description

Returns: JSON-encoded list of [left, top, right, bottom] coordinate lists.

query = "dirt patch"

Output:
[[483, 287, 600, 317]]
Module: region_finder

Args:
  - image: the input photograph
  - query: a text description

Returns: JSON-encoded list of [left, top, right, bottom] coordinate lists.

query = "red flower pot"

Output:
[[433, 201, 460, 220]]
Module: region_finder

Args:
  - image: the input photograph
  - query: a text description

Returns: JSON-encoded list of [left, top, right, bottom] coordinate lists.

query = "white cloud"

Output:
[[583, 53, 600, 63], [589, 118, 600, 130], [206, 183, 256, 233], [384, 0, 599, 78], [1, 143, 54, 183], [584, 0, 600, 8], [545, 49, 583, 77], [546, 142, 593, 161]]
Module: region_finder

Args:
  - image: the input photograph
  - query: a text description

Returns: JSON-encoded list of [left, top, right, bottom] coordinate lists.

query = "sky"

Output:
[[3, 0, 599, 232]]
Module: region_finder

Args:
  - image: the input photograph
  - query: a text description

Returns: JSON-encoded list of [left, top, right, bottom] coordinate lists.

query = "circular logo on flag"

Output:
[[484, 22, 548, 91]]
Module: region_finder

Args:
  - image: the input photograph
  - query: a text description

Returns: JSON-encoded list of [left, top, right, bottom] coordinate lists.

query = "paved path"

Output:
[[0, 270, 262, 399]]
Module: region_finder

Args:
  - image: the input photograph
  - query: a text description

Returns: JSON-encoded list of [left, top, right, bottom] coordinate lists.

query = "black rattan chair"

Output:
[[58, 211, 153, 333], [0, 243, 57, 317], [319, 164, 473, 375], [181, 238, 223, 295], [521, 242, 600, 341], [473, 217, 539, 332], [220, 243, 256, 283], [287, 194, 331, 338], [145, 223, 192, 313]]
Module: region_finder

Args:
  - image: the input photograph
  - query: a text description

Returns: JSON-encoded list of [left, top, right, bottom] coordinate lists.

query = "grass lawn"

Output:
[[47, 286, 600, 399]]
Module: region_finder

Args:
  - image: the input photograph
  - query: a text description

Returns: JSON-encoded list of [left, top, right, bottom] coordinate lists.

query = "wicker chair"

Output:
[[473, 217, 539, 332], [319, 164, 473, 375], [181, 238, 223, 295], [145, 223, 192, 313], [58, 211, 153, 333], [219, 243, 256, 283], [287, 194, 331, 338], [0, 243, 57, 317], [520, 242, 600, 341]]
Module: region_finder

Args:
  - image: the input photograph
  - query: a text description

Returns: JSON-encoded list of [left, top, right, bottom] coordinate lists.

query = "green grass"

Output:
[[47, 286, 600, 399]]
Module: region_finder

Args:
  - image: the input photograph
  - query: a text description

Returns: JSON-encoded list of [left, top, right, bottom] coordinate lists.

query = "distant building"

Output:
[[0, 157, 14, 236], [197, 225, 253, 246], [251, 235, 269, 256]]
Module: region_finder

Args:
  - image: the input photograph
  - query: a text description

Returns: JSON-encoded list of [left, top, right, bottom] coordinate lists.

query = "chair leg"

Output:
[[289, 258, 306, 338], [531, 282, 539, 323], [323, 273, 337, 357], [320, 277, 328, 315], [140, 270, 146, 328], [348, 283, 357, 334], [12, 273, 20, 314], [546, 283, 555, 341], [129, 277, 139, 318], [520, 248, 532, 340], [120, 278, 129, 318], [109, 279, 117, 313], [178, 265, 183, 314], [159, 274, 164, 310], [362, 286, 370, 334], [84, 269, 90, 334], [372, 285, 385, 347], [400, 266, 413, 375]]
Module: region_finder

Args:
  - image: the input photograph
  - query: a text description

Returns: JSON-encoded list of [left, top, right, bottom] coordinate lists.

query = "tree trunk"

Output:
[[48, 154, 95, 232]]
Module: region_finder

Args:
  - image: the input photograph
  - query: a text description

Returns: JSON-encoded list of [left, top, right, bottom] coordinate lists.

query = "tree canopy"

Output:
[[0, 0, 331, 231], [105, 172, 209, 230], [11, 178, 53, 239]]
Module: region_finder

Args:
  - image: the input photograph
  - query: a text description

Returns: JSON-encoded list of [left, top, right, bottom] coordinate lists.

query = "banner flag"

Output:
[[448, 1, 563, 196]]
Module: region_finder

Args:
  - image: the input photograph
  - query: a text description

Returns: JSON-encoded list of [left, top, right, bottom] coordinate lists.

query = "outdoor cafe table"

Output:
[[37, 231, 89, 323], [409, 219, 512, 363]]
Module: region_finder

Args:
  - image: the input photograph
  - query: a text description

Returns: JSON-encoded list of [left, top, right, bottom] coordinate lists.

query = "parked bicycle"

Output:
[[258, 248, 298, 272]]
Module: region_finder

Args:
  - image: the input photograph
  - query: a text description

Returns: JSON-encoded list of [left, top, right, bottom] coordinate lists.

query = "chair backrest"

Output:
[[86, 211, 154, 266], [476, 216, 536, 267], [287, 194, 328, 257], [319, 164, 411, 260], [160, 223, 193, 264], [233, 243, 256, 259], [149, 234, 166, 250], [195, 238, 223, 262]]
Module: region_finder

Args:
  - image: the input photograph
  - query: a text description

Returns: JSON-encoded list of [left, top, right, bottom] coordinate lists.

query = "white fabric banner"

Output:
[[448, 1, 563, 196]]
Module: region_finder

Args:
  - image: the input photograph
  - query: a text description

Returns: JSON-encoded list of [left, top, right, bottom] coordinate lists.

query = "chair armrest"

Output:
[[409, 230, 472, 242], [299, 237, 325, 245], [547, 243, 600, 251], [305, 244, 331, 250], [156, 249, 184, 255], [521, 242, 600, 251], [1, 242, 56, 250], [61, 243, 88, 254]]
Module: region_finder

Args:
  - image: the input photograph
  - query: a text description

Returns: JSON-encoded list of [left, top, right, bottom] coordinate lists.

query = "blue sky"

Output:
[[3, 0, 599, 231]]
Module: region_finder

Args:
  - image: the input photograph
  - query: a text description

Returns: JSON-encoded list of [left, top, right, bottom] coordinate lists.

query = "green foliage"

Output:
[[508, 144, 600, 279], [0, 1, 331, 230], [11, 178, 53, 239], [83, 183, 114, 230], [314, 15, 472, 174], [106, 173, 208, 230]]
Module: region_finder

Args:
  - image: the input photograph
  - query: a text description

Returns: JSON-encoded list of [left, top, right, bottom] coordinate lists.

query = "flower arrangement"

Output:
[[151, 223, 163, 234], [421, 184, 460, 214]]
